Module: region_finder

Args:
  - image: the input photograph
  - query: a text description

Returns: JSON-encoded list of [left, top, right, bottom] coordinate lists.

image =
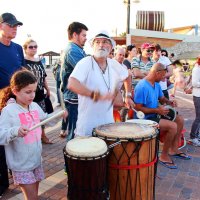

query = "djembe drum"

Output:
[[160, 105, 176, 121], [126, 119, 159, 129], [94, 122, 159, 200], [64, 137, 109, 200]]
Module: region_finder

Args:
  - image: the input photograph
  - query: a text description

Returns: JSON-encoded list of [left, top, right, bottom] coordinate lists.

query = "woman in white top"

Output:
[[190, 57, 200, 146]]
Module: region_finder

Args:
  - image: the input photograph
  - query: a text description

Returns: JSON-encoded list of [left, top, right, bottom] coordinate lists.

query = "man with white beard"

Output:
[[68, 31, 134, 136]]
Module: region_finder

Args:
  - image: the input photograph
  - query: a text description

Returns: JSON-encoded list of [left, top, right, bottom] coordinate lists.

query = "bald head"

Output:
[[150, 62, 166, 72]]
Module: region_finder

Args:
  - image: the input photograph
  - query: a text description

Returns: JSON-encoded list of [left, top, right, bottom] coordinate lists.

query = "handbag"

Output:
[[44, 96, 54, 114]]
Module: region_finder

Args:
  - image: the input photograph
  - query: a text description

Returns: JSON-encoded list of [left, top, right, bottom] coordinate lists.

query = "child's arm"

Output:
[[36, 103, 68, 127]]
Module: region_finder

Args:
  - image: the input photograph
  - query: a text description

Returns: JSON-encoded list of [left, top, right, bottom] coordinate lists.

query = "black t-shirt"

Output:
[[123, 59, 131, 69], [24, 59, 47, 102]]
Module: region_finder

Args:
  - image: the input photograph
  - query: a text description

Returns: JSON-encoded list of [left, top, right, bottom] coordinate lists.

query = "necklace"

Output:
[[92, 57, 110, 92], [99, 62, 110, 92]]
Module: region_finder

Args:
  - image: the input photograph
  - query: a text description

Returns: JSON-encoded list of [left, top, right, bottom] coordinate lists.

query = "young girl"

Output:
[[170, 60, 187, 97], [0, 70, 67, 200]]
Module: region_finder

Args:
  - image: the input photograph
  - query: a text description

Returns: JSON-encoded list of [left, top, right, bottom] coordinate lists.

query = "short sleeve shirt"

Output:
[[134, 79, 164, 119]]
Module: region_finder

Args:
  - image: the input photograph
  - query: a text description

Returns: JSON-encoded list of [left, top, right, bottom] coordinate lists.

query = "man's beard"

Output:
[[94, 49, 109, 58]]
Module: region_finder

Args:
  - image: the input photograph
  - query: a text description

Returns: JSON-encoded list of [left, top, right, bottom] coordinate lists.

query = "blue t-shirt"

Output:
[[0, 41, 25, 89], [134, 79, 163, 119]]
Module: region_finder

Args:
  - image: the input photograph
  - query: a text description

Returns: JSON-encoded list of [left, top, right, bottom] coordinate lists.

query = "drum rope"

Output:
[[109, 156, 157, 170]]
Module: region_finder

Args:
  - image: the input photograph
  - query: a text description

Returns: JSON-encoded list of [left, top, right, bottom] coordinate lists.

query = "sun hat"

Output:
[[0, 13, 23, 26], [89, 30, 116, 47]]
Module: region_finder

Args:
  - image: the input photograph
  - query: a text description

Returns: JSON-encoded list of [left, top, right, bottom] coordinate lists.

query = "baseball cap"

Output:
[[141, 43, 154, 50], [0, 13, 23, 27]]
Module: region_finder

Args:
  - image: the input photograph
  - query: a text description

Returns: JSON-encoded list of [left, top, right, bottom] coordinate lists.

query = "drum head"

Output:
[[66, 137, 108, 159], [126, 119, 158, 127], [94, 122, 157, 141], [161, 105, 176, 121]]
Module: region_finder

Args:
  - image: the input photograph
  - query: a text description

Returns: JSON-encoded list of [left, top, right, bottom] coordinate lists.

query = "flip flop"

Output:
[[158, 160, 177, 169], [170, 152, 191, 160]]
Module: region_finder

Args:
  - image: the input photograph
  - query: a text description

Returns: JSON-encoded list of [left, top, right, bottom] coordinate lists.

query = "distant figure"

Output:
[[108, 49, 114, 59], [169, 53, 175, 62], [40, 56, 46, 67], [52, 59, 61, 105], [23, 38, 52, 144], [123, 44, 137, 69], [161, 49, 169, 57], [170, 60, 187, 97], [189, 56, 200, 146], [151, 43, 172, 99], [131, 43, 154, 87], [0, 12, 24, 197], [114, 46, 126, 66]]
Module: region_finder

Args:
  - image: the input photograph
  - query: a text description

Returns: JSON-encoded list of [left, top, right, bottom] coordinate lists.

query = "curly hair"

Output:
[[0, 69, 37, 112]]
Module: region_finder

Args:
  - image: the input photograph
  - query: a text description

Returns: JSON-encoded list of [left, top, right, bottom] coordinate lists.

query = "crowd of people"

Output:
[[0, 11, 199, 199]]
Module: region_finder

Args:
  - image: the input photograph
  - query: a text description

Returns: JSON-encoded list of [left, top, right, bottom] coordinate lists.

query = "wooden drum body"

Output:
[[94, 122, 159, 200], [64, 137, 109, 200]]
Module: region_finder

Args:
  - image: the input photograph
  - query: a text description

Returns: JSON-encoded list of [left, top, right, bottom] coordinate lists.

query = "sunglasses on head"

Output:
[[28, 45, 38, 49], [146, 49, 153, 53]]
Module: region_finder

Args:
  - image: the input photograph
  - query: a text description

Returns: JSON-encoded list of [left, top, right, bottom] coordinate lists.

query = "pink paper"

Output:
[[19, 111, 41, 144]]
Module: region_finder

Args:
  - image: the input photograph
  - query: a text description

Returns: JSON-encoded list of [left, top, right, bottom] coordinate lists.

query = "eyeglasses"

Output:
[[146, 49, 153, 53], [28, 45, 38, 49], [93, 40, 111, 45]]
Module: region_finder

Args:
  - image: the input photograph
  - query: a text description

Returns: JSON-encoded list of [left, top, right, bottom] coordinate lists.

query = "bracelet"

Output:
[[90, 91, 100, 102], [125, 92, 132, 97]]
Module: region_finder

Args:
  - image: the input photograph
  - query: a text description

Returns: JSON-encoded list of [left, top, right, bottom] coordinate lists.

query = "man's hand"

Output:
[[124, 97, 135, 109], [157, 105, 169, 116], [168, 99, 177, 107]]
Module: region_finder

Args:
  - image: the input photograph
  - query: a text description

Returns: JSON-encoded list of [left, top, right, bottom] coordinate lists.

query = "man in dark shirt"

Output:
[[0, 12, 24, 197]]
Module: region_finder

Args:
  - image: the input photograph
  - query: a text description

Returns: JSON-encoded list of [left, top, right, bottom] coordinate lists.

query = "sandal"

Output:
[[170, 152, 191, 160], [159, 159, 177, 169], [59, 130, 67, 138]]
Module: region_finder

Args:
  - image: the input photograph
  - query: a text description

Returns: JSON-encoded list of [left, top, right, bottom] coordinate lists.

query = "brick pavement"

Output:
[[1, 70, 200, 200]]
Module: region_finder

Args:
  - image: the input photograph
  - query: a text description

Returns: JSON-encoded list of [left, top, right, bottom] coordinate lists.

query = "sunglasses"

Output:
[[146, 49, 153, 53], [28, 45, 38, 49], [3, 22, 20, 28]]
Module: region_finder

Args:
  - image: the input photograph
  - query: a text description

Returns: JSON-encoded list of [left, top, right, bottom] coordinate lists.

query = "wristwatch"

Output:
[[125, 92, 132, 97]]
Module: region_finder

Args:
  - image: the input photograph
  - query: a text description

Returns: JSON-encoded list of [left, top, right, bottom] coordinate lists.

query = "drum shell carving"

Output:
[[136, 10, 165, 31]]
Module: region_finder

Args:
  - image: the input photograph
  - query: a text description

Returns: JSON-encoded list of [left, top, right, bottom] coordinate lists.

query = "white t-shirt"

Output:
[[158, 56, 171, 90], [70, 56, 128, 136]]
